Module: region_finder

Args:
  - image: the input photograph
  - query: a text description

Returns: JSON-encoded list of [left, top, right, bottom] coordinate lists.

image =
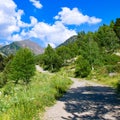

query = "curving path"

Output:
[[43, 78, 120, 120]]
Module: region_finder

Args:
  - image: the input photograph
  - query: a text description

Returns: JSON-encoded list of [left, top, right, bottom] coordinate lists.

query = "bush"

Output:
[[106, 64, 120, 73], [51, 74, 72, 98], [103, 54, 120, 65], [0, 72, 8, 88], [75, 56, 91, 78], [0, 73, 4, 88]]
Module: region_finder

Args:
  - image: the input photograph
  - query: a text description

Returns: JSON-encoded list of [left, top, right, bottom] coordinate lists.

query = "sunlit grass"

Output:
[[0, 72, 72, 120], [59, 64, 75, 78], [87, 67, 120, 88]]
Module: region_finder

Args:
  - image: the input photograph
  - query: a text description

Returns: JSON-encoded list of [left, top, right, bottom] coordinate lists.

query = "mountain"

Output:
[[57, 35, 77, 48], [0, 40, 44, 56]]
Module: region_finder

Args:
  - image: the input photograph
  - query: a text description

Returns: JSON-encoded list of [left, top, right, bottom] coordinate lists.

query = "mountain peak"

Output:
[[0, 40, 44, 56]]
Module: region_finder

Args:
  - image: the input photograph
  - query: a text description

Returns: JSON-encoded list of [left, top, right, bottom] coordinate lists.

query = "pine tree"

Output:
[[114, 18, 120, 40], [8, 48, 35, 84], [44, 44, 62, 72]]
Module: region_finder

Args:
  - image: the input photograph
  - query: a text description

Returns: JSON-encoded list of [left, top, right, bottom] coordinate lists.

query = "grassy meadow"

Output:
[[0, 72, 72, 120], [87, 67, 120, 88]]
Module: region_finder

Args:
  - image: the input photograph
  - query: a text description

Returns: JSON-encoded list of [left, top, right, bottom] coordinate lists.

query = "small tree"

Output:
[[75, 56, 91, 78], [56, 46, 71, 64], [8, 48, 35, 84], [44, 44, 62, 72], [114, 18, 120, 40], [95, 24, 119, 53]]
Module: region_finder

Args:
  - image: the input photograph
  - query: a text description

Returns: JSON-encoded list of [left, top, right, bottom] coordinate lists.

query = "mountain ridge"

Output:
[[57, 35, 77, 48], [0, 40, 44, 56]]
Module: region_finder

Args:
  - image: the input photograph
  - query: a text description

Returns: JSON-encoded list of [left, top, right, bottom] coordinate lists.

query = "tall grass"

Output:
[[0, 72, 72, 120], [87, 67, 120, 88]]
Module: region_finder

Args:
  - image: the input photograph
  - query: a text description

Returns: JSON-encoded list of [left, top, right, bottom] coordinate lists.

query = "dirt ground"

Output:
[[43, 78, 120, 120]]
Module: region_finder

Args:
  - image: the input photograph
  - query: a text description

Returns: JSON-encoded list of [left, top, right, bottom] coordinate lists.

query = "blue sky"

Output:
[[0, 0, 120, 47]]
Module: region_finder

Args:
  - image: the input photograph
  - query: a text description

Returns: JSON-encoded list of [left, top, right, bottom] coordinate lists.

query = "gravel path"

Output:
[[43, 78, 120, 120], [36, 65, 48, 73], [36, 65, 53, 75]]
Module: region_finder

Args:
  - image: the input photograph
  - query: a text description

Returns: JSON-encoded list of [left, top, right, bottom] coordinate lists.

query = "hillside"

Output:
[[57, 35, 77, 47], [0, 40, 44, 56]]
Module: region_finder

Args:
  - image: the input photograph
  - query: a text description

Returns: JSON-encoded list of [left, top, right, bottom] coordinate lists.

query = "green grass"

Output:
[[59, 63, 120, 89], [59, 64, 75, 78], [0, 72, 72, 120], [87, 67, 120, 88]]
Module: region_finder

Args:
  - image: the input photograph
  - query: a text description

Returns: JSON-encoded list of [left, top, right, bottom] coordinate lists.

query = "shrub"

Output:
[[75, 56, 91, 78], [51, 74, 72, 98], [103, 54, 120, 65], [106, 64, 120, 73], [0, 72, 9, 88]]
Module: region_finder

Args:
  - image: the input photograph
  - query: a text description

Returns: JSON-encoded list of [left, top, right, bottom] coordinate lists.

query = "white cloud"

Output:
[[29, 0, 42, 9], [30, 16, 38, 26], [1, 1, 101, 48], [0, 0, 39, 42], [0, 0, 25, 38], [8, 34, 22, 42], [54, 7, 102, 25], [21, 21, 77, 47]]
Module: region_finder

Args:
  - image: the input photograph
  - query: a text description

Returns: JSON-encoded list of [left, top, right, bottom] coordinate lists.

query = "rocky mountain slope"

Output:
[[0, 40, 44, 56]]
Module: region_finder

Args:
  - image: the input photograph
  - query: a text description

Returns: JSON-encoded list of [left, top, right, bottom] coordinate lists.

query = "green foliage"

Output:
[[7, 48, 35, 84], [0, 72, 72, 120], [103, 54, 120, 65], [95, 24, 119, 53], [0, 55, 14, 87], [67, 42, 79, 58], [114, 18, 120, 40], [51, 74, 72, 98], [76, 32, 90, 59], [109, 20, 115, 28], [35, 21, 119, 75], [87, 66, 120, 88], [0, 54, 5, 72], [78, 32, 102, 68], [0, 73, 4, 87], [3, 54, 14, 66], [43, 44, 62, 72], [56, 46, 71, 64], [0, 54, 14, 87], [106, 64, 120, 73], [75, 56, 91, 78], [77, 31, 86, 39], [35, 54, 45, 65]]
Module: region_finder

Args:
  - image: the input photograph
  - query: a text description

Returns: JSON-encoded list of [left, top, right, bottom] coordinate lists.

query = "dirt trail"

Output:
[[36, 65, 48, 73], [43, 78, 120, 120], [36, 65, 53, 75]]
